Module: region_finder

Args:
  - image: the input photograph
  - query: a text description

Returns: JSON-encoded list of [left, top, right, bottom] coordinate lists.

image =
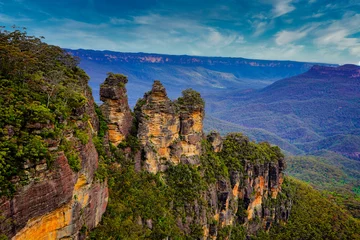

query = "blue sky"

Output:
[[1, 0, 359, 64]]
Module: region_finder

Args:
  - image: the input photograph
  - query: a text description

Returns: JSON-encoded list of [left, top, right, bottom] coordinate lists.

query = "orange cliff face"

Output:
[[134, 81, 205, 173], [0, 88, 108, 240]]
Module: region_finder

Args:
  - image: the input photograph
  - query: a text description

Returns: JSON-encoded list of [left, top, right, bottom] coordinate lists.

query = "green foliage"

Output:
[[286, 154, 360, 218], [75, 129, 89, 145], [218, 225, 246, 240], [266, 177, 360, 240], [94, 105, 108, 138], [200, 139, 229, 183], [91, 131, 287, 239], [0, 234, 8, 240], [90, 166, 183, 239], [0, 28, 90, 196], [25, 102, 55, 123], [66, 152, 81, 172], [106, 72, 127, 79], [134, 97, 147, 112], [220, 133, 283, 172], [118, 135, 141, 153], [165, 163, 206, 206], [176, 88, 205, 110], [23, 135, 50, 163]]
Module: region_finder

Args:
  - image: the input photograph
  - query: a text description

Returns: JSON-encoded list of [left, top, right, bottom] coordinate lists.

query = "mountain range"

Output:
[[66, 49, 336, 106], [207, 64, 360, 158]]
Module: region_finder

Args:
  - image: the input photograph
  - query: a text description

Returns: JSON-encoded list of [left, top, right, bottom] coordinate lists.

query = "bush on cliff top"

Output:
[[176, 88, 205, 110]]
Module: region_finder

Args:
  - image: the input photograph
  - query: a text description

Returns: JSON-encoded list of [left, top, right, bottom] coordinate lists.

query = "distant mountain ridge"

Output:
[[66, 49, 337, 105], [67, 48, 330, 67], [207, 64, 360, 158]]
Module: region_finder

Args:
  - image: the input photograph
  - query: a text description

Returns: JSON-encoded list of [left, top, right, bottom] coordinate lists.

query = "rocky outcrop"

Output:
[[196, 134, 291, 239], [134, 81, 205, 173], [134, 81, 180, 173], [176, 89, 205, 165], [207, 131, 223, 152], [100, 73, 133, 146], [0, 86, 108, 239]]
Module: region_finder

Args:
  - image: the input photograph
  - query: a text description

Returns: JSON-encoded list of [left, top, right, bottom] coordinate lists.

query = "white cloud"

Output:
[[271, 0, 295, 18], [275, 25, 317, 45], [126, 14, 245, 51], [235, 35, 246, 43], [275, 30, 307, 45], [314, 13, 360, 57], [311, 13, 324, 18], [110, 17, 131, 25], [0, 13, 31, 23], [303, 12, 324, 19], [252, 20, 271, 37], [29, 18, 120, 51], [252, 13, 267, 20], [234, 43, 305, 61]]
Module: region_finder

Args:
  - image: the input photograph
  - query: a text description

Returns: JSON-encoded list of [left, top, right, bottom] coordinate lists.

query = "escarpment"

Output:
[[95, 77, 291, 239]]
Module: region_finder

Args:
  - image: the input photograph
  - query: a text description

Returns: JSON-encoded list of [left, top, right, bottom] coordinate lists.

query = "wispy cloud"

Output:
[[0, 13, 32, 23], [110, 17, 131, 25], [275, 24, 318, 45], [314, 13, 360, 56], [119, 13, 245, 54], [303, 12, 324, 19], [271, 0, 296, 18]]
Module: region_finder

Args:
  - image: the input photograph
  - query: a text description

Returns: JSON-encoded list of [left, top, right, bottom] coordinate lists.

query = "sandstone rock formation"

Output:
[[134, 81, 205, 173], [100, 73, 133, 146], [124, 80, 290, 238]]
